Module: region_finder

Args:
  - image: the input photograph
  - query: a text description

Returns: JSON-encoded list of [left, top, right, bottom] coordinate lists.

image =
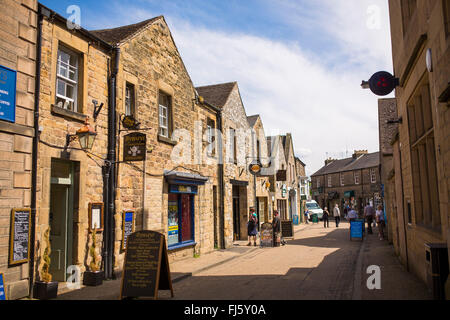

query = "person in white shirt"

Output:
[[376, 205, 385, 240], [333, 204, 341, 227], [347, 207, 358, 222]]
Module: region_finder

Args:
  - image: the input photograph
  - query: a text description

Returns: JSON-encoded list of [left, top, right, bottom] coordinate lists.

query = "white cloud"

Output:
[[89, 1, 393, 176]]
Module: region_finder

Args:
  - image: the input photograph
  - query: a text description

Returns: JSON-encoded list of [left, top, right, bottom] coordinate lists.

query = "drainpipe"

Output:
[[104, 47, 120, 280], [29, 5, 44, 298], [217, 111, 226, 249]]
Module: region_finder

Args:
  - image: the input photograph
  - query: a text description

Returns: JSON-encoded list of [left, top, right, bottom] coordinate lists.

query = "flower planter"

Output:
[[33, 281, 58, 300], [83, 271, 104, 286]]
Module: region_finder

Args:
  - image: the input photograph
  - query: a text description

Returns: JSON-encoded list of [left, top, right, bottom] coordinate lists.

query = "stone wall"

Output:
[[0, 0, 37, 300]]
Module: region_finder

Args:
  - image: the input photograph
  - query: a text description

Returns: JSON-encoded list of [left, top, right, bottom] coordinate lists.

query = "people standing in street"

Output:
[[247, 208, 258, 246], [333, 204, 341, 227], [347, 207, 358, 222], [323, 207, 330, 228], [364, 202, 376, 234], [376, 205, 385, 240], [272, 210, 281, 247], [304, 209, 310, 224]]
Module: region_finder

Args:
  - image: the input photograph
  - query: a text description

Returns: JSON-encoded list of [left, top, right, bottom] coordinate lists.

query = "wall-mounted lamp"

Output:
[[65, 117, 97, 151], [93, 100, 104, 121]]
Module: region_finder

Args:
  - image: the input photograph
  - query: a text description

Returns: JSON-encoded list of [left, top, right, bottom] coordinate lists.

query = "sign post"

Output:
[[350, 219, 365, 241], [281, 220, 294, 240], [120, 231, 173, 300], [260, 222, 273, 248]]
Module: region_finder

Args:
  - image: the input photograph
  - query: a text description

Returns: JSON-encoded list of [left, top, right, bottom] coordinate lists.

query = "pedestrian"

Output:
[[272, 210, 281, 247], [323, 207, 330, 228], [364, 202, 376, 234], [376, 205, 385, 240], [347, 207, 358, 222], [247, 208, 258, 246], [304, 209, 310, 224], [333, 204, 341, 227]]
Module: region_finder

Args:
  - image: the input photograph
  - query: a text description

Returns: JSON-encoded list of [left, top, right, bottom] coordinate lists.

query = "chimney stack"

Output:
[[353, 150, 368, 159]]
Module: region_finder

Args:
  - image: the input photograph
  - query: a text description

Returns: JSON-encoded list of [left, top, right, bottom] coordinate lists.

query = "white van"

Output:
[[305, 200, 324, 220]]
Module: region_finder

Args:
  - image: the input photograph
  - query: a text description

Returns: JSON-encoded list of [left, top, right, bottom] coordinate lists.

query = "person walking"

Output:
[[376, 205, 385, 240], [304, 208, 310, 224], [333, 204, 341, 227], [272, 210, 281, 247], [323, 207, 330, 228], [347, 207, 358, 222], [247, 208, 258, 246], [364, 202, 376, 235]]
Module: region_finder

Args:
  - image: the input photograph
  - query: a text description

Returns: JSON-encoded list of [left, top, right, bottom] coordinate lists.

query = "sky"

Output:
[[40, 0, 394, 176]]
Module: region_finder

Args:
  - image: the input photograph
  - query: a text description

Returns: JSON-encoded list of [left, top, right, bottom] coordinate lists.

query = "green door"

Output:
[[49, 160, 74, 282]]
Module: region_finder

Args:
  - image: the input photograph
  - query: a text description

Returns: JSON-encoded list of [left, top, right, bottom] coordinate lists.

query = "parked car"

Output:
[[305, 200, 324, 220]]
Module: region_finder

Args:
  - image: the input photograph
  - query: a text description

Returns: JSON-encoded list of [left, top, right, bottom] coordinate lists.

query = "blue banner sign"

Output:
[[0, 65, 17, 123], [350, 219, 364, 240], [0, 273, 6, 300]]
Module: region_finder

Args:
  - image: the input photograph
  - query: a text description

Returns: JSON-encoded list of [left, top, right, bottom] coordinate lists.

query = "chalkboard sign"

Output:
[[122, 211, 135, 251], [281, 220, 294, 239], [260, 223, 273, 248], [0, 273, 6, 300], [350, 219, 364, 241], [9, 208, 31, 265], [120, 231, 173, 300]]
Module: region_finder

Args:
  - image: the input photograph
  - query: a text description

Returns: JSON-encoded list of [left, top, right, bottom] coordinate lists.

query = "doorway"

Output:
[[49, 159, 76, 282], [232, 186, 240, 240]]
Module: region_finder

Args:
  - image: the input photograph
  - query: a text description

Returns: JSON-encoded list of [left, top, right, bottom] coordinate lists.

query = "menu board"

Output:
[[120, 231, 173, 300], [122, 211, 135, 251], [9, 208, 31, 265], [0, 273, 6, 300], [281, 220, 294, 239], [350, 219, 364, 241], [260, 223, 273, 248]]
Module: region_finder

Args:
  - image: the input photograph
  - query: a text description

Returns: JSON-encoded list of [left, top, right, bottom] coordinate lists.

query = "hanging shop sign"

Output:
[[281, 185, 287, 198], [9, 208, 31, 265], [0, 273, 6, 300], [0, 65, 17, 123], [260, 222, 273, 248], [248, 161, 262, 176], [368, 71, 399, 96], [89, 203, 104, 232], [122, 210, 135, 251], [122, 115, 139, 130], [123, 132, 146, 162], [120, 231, 174, 300]]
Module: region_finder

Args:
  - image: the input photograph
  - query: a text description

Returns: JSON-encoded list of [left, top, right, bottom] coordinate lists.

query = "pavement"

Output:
[[49, 220, 431, 300]]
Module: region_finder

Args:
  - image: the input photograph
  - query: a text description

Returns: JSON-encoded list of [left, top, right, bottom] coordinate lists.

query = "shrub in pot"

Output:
[[34, 227, 58, 300], [83, 225, 104, 286]]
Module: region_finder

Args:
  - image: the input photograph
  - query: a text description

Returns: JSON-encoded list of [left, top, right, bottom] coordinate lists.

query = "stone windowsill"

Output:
[[158, 134, 177, 146], [51, 105, 88, 123]]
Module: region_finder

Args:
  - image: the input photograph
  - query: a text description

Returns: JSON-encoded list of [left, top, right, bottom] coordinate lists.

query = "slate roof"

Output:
[[196, 82, 237, 108], [247, 115, 260, 127], [90, 16, 163, 45], [311, 152, 380, 177]]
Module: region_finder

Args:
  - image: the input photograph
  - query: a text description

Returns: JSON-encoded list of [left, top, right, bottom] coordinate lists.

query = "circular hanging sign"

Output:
[[122, 115, 139, 130], [249, 161, 262, 176], [368, 71, 398, 96]]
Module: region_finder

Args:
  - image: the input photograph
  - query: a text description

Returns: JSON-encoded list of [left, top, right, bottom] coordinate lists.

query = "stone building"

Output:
[[196, 82, 254, 245], [295, 157, 308, 223], [386, 0, 449, 294], [0, 0, 38, 300], [91, 16, 220, 266], [36, 3, 112, 289], [311, 151, 381, 215], [247, 115, 271, 224], [266, 135, 288, 219], [281, 133, 299, 220]]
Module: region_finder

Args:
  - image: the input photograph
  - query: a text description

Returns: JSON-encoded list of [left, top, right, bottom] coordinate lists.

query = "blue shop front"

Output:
[[164, 171, 208, 251]]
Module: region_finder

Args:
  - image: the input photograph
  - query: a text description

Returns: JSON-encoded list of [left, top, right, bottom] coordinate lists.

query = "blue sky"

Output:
[[40, 0, 393, 175]]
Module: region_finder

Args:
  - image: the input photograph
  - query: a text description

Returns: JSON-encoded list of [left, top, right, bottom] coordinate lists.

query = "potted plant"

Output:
[[83, 224, 104, 286], [34, 227, 58, 300]]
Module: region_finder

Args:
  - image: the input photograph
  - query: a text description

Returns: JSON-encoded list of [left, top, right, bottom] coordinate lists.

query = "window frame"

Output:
[[56, 46, 80, 112], [125, 82, 136, 117], [354, 171, 360, 185], [158, 91, 172, 139], [206, 118, 216, 157], [370, 168, 377, 184]]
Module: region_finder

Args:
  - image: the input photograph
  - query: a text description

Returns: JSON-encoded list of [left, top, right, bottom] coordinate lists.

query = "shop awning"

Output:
[[164, 171, 208, 186], [344, 191, 355, 198], [230, 179, 249, 186]]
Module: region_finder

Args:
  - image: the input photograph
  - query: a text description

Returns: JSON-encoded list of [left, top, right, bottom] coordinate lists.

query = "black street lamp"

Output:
[[65, 117, 97, 151]]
